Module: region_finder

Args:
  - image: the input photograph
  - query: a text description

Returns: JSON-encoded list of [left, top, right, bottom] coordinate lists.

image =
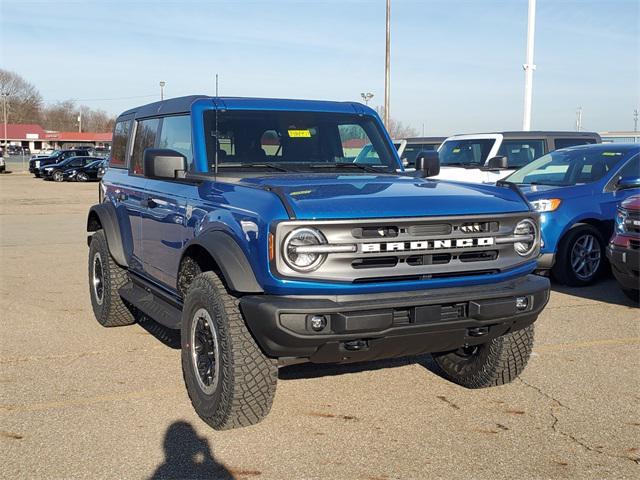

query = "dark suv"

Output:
[[87, 96, 549, 430], [29, 149, 90, 177]]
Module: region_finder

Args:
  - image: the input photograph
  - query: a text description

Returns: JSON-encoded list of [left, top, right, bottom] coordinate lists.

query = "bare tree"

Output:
[[375, 106, 419, 139], [42, 100, 78, 131], [0, 69, 43, 124]]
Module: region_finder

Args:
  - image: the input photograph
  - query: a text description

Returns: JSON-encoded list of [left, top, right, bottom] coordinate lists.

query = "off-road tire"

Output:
[[552, 224, 605, 286], [88, 230, 135, 327], [181, 271, 277, 430], [430, 325, 535, 388]]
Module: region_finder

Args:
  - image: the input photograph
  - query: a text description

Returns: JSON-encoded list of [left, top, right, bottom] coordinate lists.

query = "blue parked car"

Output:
[[504, 143, 640, 286]]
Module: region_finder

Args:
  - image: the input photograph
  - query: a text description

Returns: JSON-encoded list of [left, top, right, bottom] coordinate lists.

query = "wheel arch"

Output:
[[86, 203, 128, 268], [559, 217, 612, 246], [179, 231, 263, 294]]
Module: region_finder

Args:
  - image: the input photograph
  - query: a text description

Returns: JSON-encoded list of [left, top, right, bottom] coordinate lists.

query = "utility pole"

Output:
[[360, 92, 373, 105], [1, 92, 7, 152], [384, 0, 391, 128], [159, 80, 166, 101], [522, 0, 536, 131], [576, 106, 583, 132], [77, 113, 82, 133], [634, 109, 638, 132], [215, 74, 219, 96]]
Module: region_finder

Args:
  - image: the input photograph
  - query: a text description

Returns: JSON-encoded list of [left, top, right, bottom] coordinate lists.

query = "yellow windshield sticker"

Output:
[[602, 152, 621, 156], [452, 148, 461, 153], [288, 129, 312, 138]]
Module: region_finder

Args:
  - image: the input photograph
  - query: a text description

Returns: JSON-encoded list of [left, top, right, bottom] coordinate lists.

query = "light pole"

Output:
[[384, 0, 391, 128], [360, 92, 374, 105], [634, 109, 638, 132], [159, 81, 166, 101], [522, 0, 536, 131], [77, 113, 82, 133], [575, 106, 583, 132]]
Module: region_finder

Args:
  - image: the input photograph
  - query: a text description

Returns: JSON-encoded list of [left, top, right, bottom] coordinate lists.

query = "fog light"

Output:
[[516, 296, 529, 311], [309, 315, 327, 332]]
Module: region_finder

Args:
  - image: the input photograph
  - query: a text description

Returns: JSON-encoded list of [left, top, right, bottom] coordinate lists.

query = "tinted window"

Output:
[[554, 138, 597, 150], [497, 140, 546, 168], [110, 120, 131, 168], [158, 115, 193, 169], [402, 143, 438, 166], [439, 139, 495, 166], [131, 118, 160, 175]]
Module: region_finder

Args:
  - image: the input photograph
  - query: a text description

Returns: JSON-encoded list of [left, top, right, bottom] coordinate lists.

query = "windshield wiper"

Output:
[[218, 162, 297, 173], [308, 163, 389, 174]]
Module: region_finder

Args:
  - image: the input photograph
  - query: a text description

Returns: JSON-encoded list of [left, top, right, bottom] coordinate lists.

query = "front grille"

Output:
[[274, 213, 539, 282], [629, 239, 640, 250], [625, 212, 640, 234]]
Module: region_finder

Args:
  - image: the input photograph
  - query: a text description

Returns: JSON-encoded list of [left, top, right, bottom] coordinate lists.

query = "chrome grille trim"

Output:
[[273, 213, 540, 282]]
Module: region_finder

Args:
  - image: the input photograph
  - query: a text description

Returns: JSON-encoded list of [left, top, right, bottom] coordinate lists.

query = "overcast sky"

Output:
[[1, 0, 638, 135]]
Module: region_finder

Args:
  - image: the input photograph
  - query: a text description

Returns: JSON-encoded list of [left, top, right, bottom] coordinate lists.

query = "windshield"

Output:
[[202, 110, 398, 174], [506, 147, 634, 186], [439, 139, 496, 167]]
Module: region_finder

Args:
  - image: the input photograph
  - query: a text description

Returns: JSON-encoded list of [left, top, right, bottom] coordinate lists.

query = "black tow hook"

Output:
[[343, 340, 369, 351], [468, 327, 489, 337]]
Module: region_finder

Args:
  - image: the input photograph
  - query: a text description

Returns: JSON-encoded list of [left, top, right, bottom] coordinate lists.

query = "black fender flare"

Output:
[[87, 203, 128, 267], [185, 230, 263, 293]]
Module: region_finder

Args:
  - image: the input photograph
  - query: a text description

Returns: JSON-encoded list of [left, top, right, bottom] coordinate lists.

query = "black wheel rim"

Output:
[[190, 308, 219, 394], [570, 233, 601, 280], [92, 252, 104, 305]]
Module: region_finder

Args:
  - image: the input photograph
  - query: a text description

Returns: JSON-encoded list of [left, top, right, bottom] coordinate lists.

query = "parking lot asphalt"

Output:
[[1, 172, 639, 480]]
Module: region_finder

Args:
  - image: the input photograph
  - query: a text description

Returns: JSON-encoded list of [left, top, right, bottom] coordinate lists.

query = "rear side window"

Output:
[[554, 138, 597, 149], [110, 120, 131, 168], [497, 140, 545, 168], [158, 115, 193, 169], [131, 118, 160, 175]]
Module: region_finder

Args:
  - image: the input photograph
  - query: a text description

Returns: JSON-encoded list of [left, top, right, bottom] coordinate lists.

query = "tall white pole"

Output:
[[384, 0, 390, 128], [522, 0, 536, 131]]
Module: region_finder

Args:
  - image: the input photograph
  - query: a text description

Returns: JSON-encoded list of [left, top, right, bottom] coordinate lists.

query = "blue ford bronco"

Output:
[[87, 96, 550, 430]]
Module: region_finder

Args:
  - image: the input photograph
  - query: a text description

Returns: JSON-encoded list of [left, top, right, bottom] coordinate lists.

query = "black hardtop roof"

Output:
[[402, 136, 447, 143], [118, 95, 209, 119]]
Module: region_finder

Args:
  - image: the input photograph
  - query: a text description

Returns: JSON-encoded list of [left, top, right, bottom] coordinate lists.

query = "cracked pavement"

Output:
[[1, 173, 639, 479]]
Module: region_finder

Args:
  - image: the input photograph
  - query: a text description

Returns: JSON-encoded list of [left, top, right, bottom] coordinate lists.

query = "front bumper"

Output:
[[607, 244, 640, 290], [240, 274, 550, 363]]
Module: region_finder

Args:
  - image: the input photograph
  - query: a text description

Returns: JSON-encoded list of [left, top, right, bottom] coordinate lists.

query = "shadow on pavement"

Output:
[[137, 315, 181, 349], [551, 277, 639, 308], [149, 421, 233, 480]]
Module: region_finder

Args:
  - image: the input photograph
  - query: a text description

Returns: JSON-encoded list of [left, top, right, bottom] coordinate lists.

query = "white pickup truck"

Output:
[[434, 131, 601, 184]]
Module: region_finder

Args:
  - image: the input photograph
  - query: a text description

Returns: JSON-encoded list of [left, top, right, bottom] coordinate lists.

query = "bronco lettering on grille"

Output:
[[361, 237, 495, 253]]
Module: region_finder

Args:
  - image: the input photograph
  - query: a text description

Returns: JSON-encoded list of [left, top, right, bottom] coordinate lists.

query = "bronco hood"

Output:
[[240, 174, 530, 219]]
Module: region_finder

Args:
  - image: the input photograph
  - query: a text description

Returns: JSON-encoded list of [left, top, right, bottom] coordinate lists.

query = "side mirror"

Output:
[[484, 156, 508, 170], [414, 150, 440, 178], [616, 176, 640, 191], [143, 148, 187, 179]]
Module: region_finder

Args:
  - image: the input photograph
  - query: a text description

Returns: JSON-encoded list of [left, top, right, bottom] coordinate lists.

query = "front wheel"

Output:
[[430, 325, 535, 388], [76, 172, 89, 182], [552, 225, 605, 286], [181, 271, 278, 430], [52, 170, 64, 182]]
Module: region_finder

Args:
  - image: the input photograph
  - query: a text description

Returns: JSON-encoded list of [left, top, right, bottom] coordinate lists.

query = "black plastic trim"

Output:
[[87, 203, 128, 267]]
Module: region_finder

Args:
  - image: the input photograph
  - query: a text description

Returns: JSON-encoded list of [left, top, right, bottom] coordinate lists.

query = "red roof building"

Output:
[[1, 123, 112, 152]]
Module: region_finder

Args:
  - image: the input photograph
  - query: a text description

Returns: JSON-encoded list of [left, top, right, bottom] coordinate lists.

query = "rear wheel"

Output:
[[430, 325, 535, 388], [88, 230, 135, 327], [52, 170, 64, 182], [76, 172, 89, 182], [552, 225, 605, 286], [181, 271, 277, 430]]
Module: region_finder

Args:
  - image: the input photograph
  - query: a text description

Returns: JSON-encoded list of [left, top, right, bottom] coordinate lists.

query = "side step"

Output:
[[118, 280, 183, 330]]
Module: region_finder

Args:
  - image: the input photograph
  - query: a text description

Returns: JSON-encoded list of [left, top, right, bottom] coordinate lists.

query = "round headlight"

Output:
[[282, 227, 326, 272], [514, 219, 537, 256]]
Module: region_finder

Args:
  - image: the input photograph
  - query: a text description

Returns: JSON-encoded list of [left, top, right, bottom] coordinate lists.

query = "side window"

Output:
[[158, 115, 193, 169], [498, 140, 545, 168], [110, 120, 131, 168], [554, 138, 596, 150], [605, 155, 640, 192], [131, 118, 160, 175]]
